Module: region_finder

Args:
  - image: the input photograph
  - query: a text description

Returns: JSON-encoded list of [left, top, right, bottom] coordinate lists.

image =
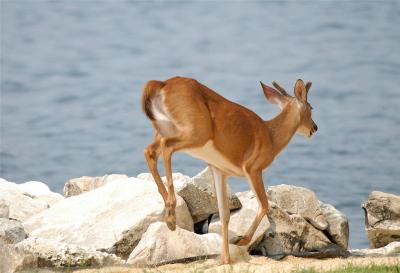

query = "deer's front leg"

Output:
[[236, 168, 269, 246], [210, 166, 230, 264]]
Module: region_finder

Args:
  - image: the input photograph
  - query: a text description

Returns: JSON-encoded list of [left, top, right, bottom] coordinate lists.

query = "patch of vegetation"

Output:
[[297, 263, 400, 273]]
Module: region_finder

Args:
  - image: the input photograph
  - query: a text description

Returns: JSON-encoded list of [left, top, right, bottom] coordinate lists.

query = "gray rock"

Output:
[[127, 221, 249, 266], [138, 167, 242, 223], [319, 202, 349, 249], [362, 191, 400, 248], [0, 219, 26, 244], [267, 184, 328, 230], [16, 237, 123, 268], [209, 190, 270, 251], [63, 174, 128, 197], [351, 241, 400, 257], [24, 178, 193, 258], [255, 202, 331, 257]]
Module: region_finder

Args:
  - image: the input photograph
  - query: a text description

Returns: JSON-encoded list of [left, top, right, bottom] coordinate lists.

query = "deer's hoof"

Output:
[[164, 208, 176, 231], [219, 255, 231, 265]]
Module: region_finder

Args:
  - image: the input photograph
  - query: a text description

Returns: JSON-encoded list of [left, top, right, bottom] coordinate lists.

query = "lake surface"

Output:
[[1, 1, 399, 249]]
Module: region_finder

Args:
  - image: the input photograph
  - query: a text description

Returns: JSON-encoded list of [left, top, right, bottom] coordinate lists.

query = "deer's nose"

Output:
[[313, 123, 318, 132]]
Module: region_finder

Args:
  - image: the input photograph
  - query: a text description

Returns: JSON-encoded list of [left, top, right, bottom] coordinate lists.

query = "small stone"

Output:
[[351, 241, 400, 257], [0, 218, 27, 244], [63, 174, 128, 197]]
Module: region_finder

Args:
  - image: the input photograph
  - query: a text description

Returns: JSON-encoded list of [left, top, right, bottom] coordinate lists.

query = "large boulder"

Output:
[[362, 191, 400, 248], [209, 190, 270, 251], [254, 201, 331, 257], [24, 178, 193, 258], [0, 219, 26, 244], [267, 184, 328, 230], [63, 174, 128, 197], [0, 179, 52, 221], [16, 237, 123, 268], [138, 167, 242, 223], [319, 201, 349, 249], [127, 221, 249, 266]]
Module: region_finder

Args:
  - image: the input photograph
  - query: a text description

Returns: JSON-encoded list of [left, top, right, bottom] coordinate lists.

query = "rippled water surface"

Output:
[[1, 1, 399, 248]]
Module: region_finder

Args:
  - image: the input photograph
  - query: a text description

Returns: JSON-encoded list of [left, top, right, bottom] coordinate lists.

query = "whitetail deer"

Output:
[[142, 76, 317, 264]]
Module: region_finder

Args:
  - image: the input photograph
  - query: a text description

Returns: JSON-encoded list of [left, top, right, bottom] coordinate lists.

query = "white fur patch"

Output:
[[184, 141, 243, 176]]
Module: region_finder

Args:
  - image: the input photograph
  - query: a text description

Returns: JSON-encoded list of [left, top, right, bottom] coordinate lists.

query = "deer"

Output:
[[141, 76, 317, 264]]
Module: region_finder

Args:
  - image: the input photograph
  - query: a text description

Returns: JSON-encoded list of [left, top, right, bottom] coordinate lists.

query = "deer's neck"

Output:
[[265, 102, 301, 157]]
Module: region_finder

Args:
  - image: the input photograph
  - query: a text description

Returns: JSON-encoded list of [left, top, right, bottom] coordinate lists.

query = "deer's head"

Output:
[[260, 79, 318, 138]]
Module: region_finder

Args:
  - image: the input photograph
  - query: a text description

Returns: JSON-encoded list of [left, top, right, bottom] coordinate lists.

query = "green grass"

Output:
[[297, 264, 400, 273]]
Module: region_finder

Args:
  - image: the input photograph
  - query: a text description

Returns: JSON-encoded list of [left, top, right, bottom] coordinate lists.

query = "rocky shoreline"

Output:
[[1, 168, 399, 273]]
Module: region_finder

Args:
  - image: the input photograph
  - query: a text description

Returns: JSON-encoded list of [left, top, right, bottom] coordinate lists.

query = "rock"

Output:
[[0, 197, 9, 218], [255, 202, 331, 257], [288, 243, 350, 259], [63, 174, 128, 197], [138, 167, 242, 223], [0, 219, 26, 244], [17, 181, 54, 197], [24, 178, 193, 258], [319, 201, 349, 249], [351, 241, 400, 257], [0, 240, 37, 273], [127, 221, 249, 266], [16, 237, 123, 268], [17, 181, 64, 207], [0, 179, 50, 221], [209, 190, 270, 251], [362, 191, 400, 248], [267, 184, 328, 230]]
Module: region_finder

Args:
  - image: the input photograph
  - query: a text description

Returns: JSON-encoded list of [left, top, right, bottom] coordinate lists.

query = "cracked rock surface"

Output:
[[362, 191, 400, 248]]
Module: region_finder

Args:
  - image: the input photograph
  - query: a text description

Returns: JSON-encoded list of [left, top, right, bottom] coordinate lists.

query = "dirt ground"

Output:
[[50, 255, 400, 273]]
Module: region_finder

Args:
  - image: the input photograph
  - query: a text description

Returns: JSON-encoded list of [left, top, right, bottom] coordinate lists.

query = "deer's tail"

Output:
[[141, 80, 165, 120]]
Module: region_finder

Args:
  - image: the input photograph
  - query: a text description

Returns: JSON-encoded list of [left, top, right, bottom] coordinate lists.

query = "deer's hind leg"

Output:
[[157, 89, 214, 230], [143, 133, 168, 204], [159, 131, 209, 230]]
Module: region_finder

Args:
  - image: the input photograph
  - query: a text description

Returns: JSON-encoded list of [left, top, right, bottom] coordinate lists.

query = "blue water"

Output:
[[1, 1, 399, 249]]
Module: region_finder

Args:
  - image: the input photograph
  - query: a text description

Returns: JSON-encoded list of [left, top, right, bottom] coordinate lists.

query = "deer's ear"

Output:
[[260, 81, 284, 107], [294, 79, 307, 101], [305, 81, 312, 95]]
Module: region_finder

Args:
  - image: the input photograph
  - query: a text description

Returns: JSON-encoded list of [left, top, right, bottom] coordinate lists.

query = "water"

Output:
[[1, 1, 399, 249]]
